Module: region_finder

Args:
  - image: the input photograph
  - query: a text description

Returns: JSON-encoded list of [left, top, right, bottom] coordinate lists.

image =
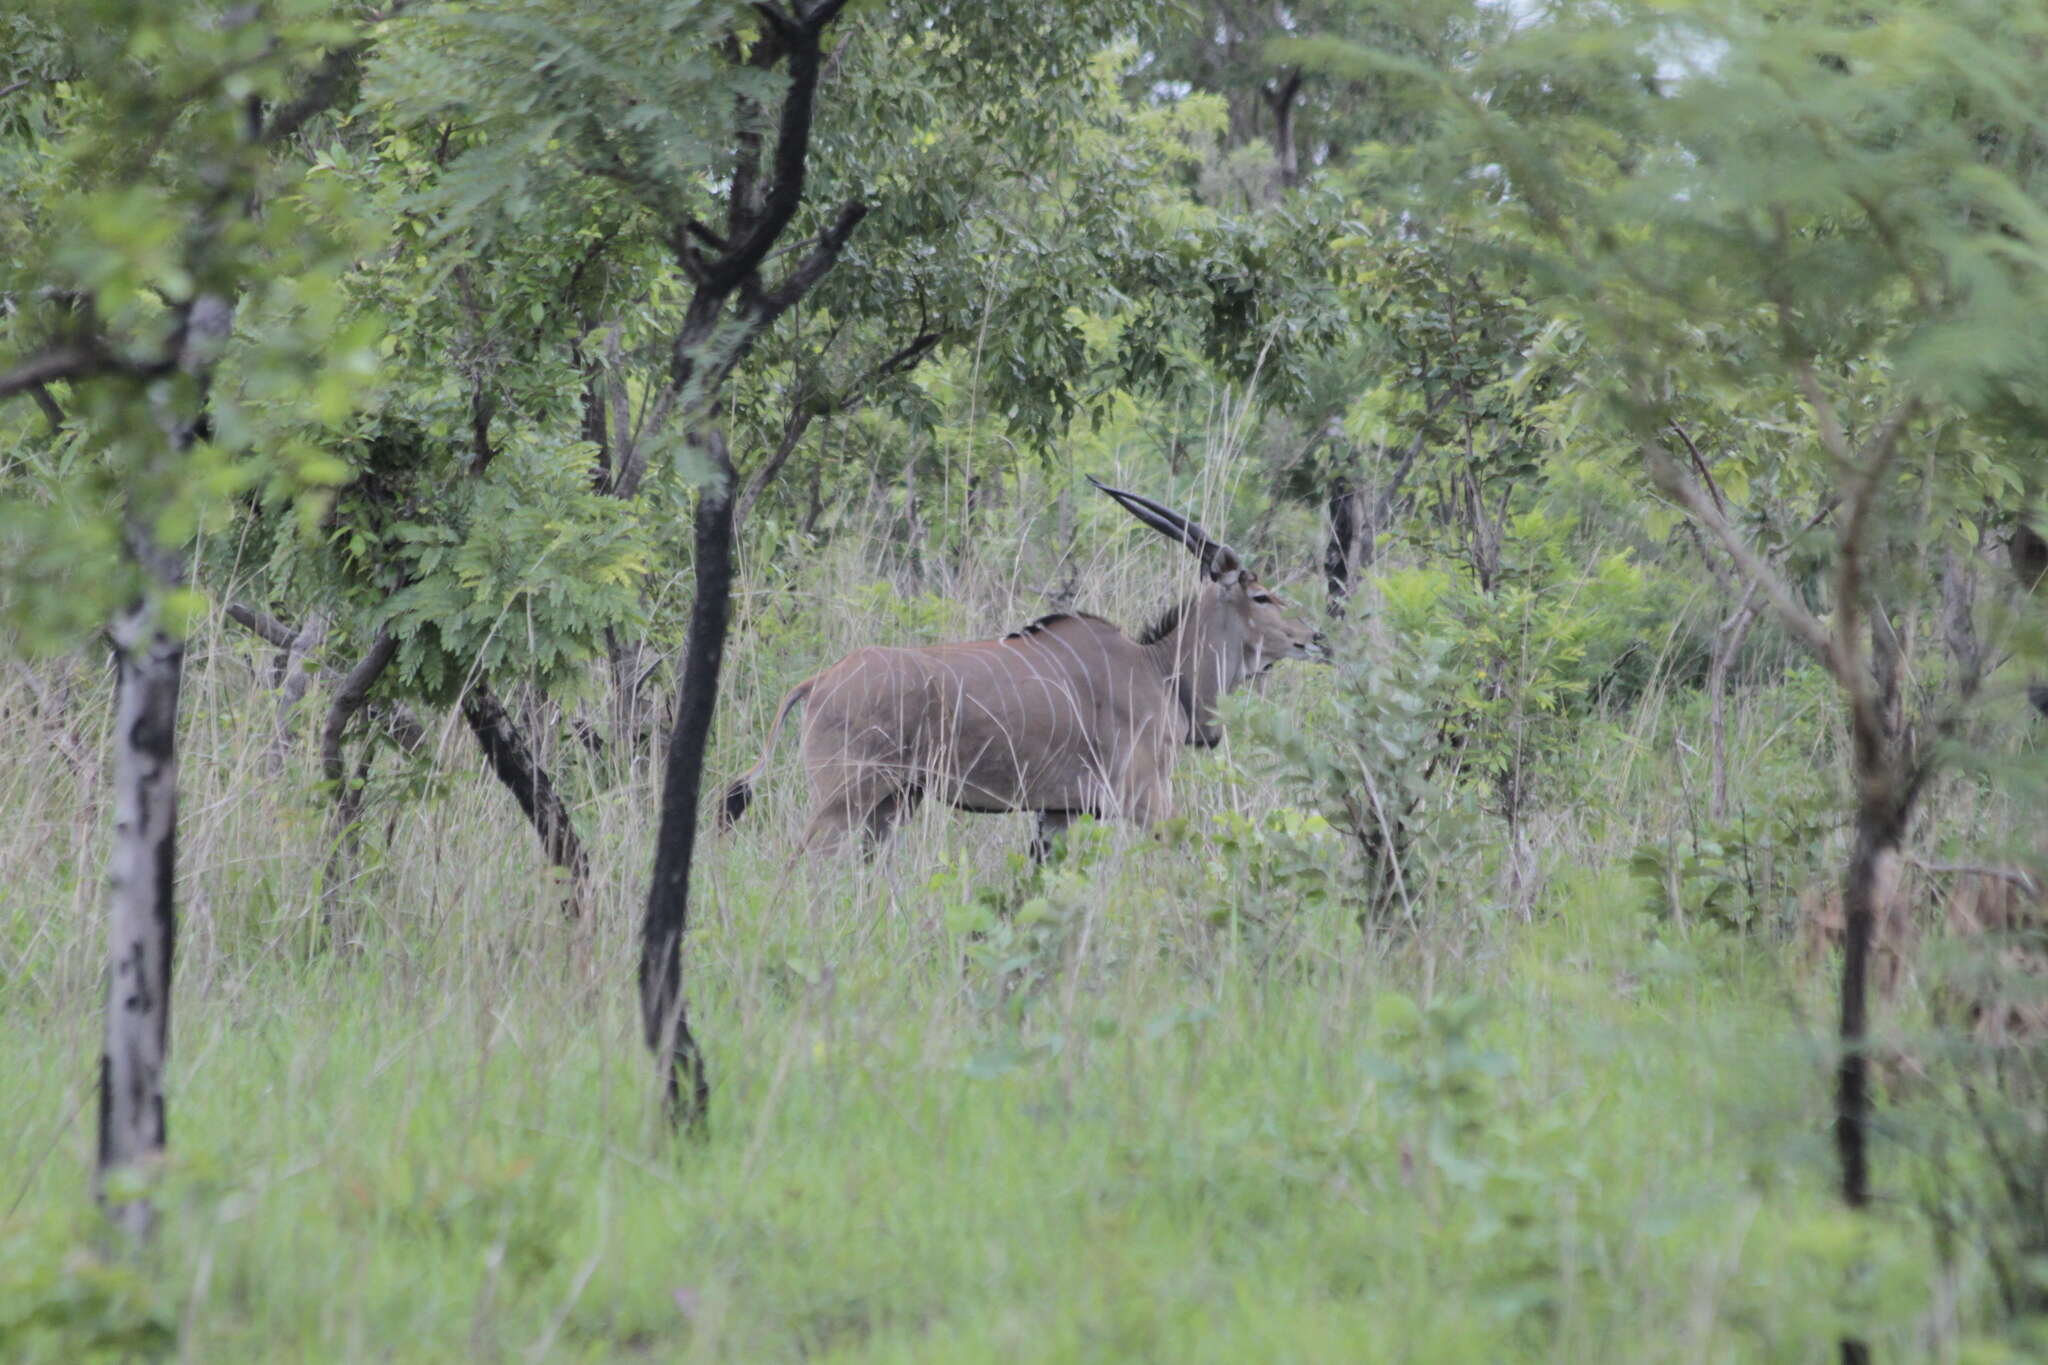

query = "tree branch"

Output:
[[227, 604, 426, 753], [28, 382, 64, 431], [0, 344, 119, 401], [225, 600, 297, 649], [1830, 396, 1919, 795], [257, 0, 415, 146], [701, 3, 848, 291], [759, 200, 869, 317], [734, 405, 815, 531], [1645, 441, 1837, 669], [320, 628, 399, 794], [1666, 418, 1725, 514]]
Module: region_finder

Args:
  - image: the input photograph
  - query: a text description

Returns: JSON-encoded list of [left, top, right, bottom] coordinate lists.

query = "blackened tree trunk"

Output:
[[1833, 741, 1917, 1365], [97, 595, 184, 1242], [1644, 403, 1924, 1365], [462, 682, 592, 917], [1264, 67, 1303, 191], [640, 433, 735, 1128], [1325, 480, 1363, 614], [611, 0, 861, 1131]]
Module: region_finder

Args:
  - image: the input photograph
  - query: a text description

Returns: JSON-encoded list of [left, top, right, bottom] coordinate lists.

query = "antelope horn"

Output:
[[1087, 475, 1242, 580]]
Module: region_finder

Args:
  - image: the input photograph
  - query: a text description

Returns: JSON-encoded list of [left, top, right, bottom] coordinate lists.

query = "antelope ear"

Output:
[[1208, 545, 1243, 583]]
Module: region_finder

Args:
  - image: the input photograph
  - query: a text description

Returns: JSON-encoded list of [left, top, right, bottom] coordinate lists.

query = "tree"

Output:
[[1316, 0, 2048, 1351], [0, 1, 391, 1238]]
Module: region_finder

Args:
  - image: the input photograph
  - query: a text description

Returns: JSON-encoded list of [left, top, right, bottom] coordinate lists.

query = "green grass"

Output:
[[0, 557, 2033, 1362]]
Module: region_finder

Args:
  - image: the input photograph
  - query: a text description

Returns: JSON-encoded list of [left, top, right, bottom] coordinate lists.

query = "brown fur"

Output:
[[1944, 869, 2048, 1046], [1797, 852, 2048, 1046], [1798, 849, 1918, 1002], [723, 567, 1322, 856]]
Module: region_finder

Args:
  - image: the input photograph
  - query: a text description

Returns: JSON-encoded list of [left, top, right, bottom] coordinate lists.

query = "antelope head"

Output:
[[1090, 476, 1326, 743]]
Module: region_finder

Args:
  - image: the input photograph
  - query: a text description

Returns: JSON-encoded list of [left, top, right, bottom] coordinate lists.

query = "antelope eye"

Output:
[[1250, 593, 1273, 605]]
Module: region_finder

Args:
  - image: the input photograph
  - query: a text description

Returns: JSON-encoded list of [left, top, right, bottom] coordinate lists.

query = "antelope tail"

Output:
[[717, 679, 815, 830]]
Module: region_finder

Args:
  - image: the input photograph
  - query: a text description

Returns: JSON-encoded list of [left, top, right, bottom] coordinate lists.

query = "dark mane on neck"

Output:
[[1005, 610, 1114, 641], [1136, 594, 1194, 646]]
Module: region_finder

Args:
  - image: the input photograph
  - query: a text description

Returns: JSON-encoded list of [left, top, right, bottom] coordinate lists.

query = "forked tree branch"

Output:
[[320, 627, 400, 794], [1645, 442, 1837, 669], [759, 200, 868, 316], [698, 0, 850, 291], [259, 0, 415, 145]]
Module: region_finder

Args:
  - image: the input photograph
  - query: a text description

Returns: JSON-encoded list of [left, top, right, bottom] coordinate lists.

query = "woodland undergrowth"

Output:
[[3, 486, 2043, 1363]]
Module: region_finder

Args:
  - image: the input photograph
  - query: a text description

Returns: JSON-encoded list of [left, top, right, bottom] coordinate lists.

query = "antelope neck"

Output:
[[1142, 613, 1231, 747]]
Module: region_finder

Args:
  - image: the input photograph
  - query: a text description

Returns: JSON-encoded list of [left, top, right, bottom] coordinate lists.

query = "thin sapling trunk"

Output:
[[640, 434, 735, 1129], [320, 629, 398, 931]]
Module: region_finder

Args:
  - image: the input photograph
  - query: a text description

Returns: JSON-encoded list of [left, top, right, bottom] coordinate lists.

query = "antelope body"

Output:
[[721, 479, 1324, 856]]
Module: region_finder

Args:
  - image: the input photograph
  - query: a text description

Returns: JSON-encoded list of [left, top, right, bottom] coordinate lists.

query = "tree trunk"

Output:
[[97, 598, 184, 1243], [1938, 537, 1984, 703], [266, 610, 327, 773], [1325, 479, 1363, 615], [462, 683, 591, 917], [639, 431, 734, 1131], [1265, 67, 1303, 191], [605, 626, 662, 761], [1836, 784, 1911, 1255], [320, 629, 398, 932], [1708, 583, 1762, 821]]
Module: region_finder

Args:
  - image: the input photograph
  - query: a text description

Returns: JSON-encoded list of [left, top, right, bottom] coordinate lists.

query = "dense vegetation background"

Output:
[[3, 0, 2046, 1359]]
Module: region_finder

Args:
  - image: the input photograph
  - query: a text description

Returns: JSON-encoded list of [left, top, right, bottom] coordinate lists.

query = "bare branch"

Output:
[[702, 5, 846, 291], [1829, 396, 1919, 793], [685, 219, 729, 252], [258, 0, 415, 146], [750, 2, 799, 42], [1792, 359, 1854, 469], [735, 406, 815, 530], [225, 600, 298, 649], [871, 327, 942, 382], [1666, 418, 1725, 514], [759, 199, 869, 317], [1375, 388, 1456, 528], [267, 611, 328, 773], [320, 628, 399, 795], [1645, 441, 1837, 669], [1906, 857, 2039, 895], [228, 603, 425, 755]]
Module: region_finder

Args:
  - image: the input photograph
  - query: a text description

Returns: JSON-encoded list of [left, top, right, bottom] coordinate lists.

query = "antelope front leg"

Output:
[[1030, 810, 1077, 864]]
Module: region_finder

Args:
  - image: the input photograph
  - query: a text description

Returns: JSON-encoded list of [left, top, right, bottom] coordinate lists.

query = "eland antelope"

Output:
[[719, 478, 1326, 857]]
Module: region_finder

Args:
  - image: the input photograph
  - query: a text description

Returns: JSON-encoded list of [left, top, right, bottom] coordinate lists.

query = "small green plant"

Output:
[[938, 818, 1112, 1025], [1377, 517, 1711, 826], [1366, 992, 1590, 1326], [1167, 806, 1342, 929], [1232, 630, 1482, 925], [1368, 992, 1515, 1183], [1628, 795, 1835, 934], [0, 1220, 175, 1362]]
